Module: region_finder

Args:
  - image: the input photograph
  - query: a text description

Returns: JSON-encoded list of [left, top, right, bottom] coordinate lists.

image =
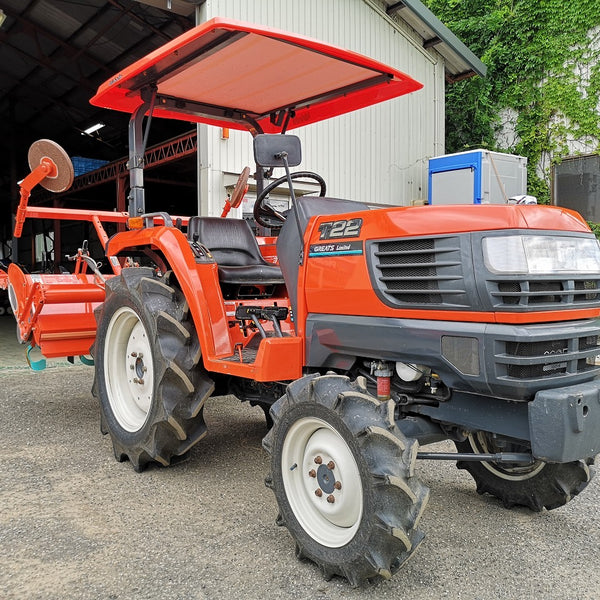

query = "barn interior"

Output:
[[0, 0, 203, 271]]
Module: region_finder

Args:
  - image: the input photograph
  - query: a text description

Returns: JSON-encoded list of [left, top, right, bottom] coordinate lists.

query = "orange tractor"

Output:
[[2, 18, 599, 586]]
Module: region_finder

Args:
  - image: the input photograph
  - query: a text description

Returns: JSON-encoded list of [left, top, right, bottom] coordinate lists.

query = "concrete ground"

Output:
[[0, 316, 599, 600]]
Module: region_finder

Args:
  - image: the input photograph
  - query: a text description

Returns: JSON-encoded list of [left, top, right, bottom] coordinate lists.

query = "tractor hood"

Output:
[[90, 17, 423, 134]]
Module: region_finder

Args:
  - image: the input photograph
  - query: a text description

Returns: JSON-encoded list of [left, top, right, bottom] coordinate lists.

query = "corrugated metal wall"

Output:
[[197, 0, 445, 216]]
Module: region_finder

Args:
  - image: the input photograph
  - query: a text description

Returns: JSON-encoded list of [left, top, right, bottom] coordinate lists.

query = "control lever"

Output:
[[235, 305, 288, 338]]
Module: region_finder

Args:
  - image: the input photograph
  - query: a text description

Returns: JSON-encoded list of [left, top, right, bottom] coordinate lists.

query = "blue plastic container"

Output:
[[428, 149, 527, 205]]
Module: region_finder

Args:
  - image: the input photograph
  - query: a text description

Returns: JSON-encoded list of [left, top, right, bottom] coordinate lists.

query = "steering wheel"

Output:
[[253, 171, 326, 228], [230, 166, 251, 209]]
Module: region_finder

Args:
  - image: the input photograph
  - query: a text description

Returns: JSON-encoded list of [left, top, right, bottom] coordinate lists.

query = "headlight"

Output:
[[482, 235, 600, 274]]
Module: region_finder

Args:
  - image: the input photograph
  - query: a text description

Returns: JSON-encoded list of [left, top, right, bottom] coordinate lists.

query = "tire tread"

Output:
[[264, 373, 428, 586], [456, 434, 594, 512], [93, 268, 214, 471]]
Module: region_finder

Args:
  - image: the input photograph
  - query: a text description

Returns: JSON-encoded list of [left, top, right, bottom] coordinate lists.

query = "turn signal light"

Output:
[[127, 217, 144, 229]]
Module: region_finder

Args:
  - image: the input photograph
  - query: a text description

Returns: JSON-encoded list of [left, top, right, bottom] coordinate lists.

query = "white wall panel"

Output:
[[198, 0, 445, 215]]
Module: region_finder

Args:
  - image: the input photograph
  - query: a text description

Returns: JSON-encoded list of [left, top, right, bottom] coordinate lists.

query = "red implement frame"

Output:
[[8, 208, 127, 359]]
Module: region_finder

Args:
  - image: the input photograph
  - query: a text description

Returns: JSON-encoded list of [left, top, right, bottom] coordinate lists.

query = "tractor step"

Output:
[[222, 346, 258, 364], [222, 330, 289, 364], [205, 335, 303, 382]]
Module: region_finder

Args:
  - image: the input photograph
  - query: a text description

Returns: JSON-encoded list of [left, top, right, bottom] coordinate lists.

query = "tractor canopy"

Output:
[[90, 17, 423, 134]]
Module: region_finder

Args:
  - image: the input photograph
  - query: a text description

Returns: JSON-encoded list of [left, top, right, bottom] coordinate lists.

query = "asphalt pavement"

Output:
[[0, 317, 598, 600]]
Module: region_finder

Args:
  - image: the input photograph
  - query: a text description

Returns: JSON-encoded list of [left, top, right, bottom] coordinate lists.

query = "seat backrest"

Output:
[[187, 217, 265, 266]]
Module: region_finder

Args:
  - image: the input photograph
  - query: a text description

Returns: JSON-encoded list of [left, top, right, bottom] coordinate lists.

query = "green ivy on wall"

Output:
[[588, 221, 600, 240], [423, 0, 600, 204]]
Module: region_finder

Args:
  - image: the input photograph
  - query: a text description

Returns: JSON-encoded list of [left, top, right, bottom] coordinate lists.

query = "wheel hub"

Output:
[[134, 355, 146, 379], [316, 463, 336, 494], [124, 322, 152, 406]]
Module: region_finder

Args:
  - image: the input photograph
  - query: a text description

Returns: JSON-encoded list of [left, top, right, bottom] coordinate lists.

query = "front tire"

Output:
[[93, 268, 214, 471], [456, 431, 594, 511], [263, 374, 429, 586]]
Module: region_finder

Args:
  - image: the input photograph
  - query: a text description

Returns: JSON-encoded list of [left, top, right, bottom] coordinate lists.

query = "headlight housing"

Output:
[[482, 235, 600, 275]]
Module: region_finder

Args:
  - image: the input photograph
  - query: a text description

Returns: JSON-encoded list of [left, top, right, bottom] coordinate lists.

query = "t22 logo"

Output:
[[318, 218, 363, 240]]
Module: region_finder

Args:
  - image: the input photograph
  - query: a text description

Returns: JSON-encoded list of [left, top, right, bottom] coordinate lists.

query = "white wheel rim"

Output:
[[470, 432, 545, 481], [104, 306, 154, 432], [281, 417, 363, 547]]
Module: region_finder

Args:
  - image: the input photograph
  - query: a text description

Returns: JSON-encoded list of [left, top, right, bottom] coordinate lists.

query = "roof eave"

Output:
[[386, 0, 487, 80]]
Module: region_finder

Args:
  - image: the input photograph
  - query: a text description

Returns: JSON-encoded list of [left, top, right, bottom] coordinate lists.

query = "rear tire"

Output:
[[92, 268, 214, 471], [263, 374, 429, 586], [455, 431, 594, 511]]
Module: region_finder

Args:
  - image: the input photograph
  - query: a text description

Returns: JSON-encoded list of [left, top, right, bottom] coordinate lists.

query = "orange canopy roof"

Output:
[[90, 18, 423, 133]]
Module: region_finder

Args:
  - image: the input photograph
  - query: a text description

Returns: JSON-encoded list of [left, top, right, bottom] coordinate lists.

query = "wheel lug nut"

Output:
[[308, 469, 316, 478], [131, 352, 137, 357], [130, 365, 134, 370], [327, 461, 335, 470], [138, 352, 144, 358], [327, 495, 335, 504], [314, 456, 322, 464], [334, 481, 342, 490], [315, 489, 323, 497], [133, 378, 139, 383]]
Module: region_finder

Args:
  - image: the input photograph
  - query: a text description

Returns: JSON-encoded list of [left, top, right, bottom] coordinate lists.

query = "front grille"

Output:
[[489, 278, 600, 308], [369, 230, 600, 314], [496, 333, 600, 381], [368, 236, 468, 308]]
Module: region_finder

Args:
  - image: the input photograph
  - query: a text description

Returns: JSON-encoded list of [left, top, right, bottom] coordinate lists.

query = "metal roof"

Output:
[[384, 0, 487, 81]]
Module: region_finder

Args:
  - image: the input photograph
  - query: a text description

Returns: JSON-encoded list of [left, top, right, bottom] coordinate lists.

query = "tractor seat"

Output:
[[187, 217, 284, 286]]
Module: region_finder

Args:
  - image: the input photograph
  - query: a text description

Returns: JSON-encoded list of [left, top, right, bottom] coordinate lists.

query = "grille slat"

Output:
[[379, 275, 462, 282], [384, 289, 467, 295], [492, 290, 575, 298], [375, 249, 459, 256], [377, 261, 460, 268]]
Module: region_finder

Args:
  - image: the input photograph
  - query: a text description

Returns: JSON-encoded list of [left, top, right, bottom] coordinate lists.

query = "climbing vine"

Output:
[[423, 0, 600, 203], [588, 221, 600, 240]]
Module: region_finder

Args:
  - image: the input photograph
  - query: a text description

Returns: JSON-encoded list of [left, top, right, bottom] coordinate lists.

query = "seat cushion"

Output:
[[217, 264, 285, 285]]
